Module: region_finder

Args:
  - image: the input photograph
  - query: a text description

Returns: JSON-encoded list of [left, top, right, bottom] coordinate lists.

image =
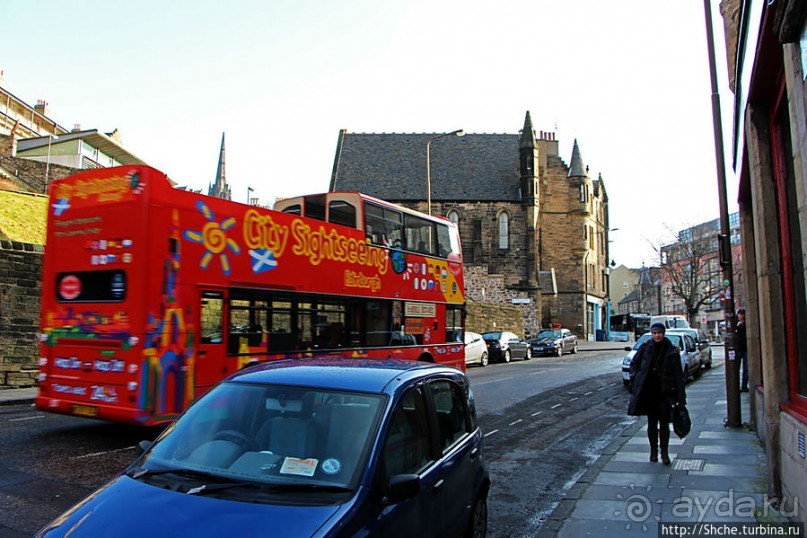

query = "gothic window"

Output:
[[498, 211, 509, 250], [447, 209, 460, 225]]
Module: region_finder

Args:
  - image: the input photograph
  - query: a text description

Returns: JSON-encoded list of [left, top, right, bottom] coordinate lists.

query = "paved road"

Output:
[[1, 348, 633, 537]]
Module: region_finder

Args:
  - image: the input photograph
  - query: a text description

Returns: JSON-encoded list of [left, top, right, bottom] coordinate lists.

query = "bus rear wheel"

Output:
[[418, 353, 435, 363]]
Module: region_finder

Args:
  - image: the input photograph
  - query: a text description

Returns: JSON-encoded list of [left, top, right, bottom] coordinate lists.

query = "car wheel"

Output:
[[480, 352, 489, 367], [694, 364, 703, 378], [524, 347, 532, 360], [683, 366, 690, 384], [571, 342, 578, 354], [466, 496, 488, 538], [503, 349, 511, 363], [556, 345, 563, 357], [704, 357, 712, 369]]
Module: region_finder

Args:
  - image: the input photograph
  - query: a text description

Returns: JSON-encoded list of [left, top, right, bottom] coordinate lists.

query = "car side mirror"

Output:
[[624, 346, 631, 352], [137, 440, 153, 453], [386, 474, 421, 504]]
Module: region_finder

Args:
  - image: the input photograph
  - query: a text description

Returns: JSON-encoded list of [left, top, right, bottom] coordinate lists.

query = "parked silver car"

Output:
[[667, 327, 712, 370], [464, 331, 489, 367], [621, 332, 702, 386], [529, 328, 578, 357]]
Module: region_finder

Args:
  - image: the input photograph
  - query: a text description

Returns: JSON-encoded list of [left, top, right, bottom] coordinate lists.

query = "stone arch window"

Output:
[[497, 210, 509, 250], [446, 209, 460, 225]]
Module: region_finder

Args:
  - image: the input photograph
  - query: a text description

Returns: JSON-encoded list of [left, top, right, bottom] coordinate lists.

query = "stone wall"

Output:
[[465, 266, 537, 337], [0, 152, 76, 193], [465, 300, 524, 338], [0, 240, 42, 388]]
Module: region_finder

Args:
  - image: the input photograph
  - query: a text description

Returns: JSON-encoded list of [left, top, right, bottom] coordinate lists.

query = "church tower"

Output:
[[518, 111, 540, 290], [208, 132, 231, 200]]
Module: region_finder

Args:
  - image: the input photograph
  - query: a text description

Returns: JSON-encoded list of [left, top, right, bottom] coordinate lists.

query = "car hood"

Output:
[[37, 475, 345, 538]]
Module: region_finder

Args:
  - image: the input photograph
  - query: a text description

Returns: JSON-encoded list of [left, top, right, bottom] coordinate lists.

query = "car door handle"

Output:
[[433, 479, 445, 492]]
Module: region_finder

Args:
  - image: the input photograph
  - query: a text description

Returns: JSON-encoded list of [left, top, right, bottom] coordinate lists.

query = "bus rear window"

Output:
[[55, 270, 127, 303]]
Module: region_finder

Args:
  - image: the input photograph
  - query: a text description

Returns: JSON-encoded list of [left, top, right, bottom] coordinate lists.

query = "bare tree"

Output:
[[654, 223, 723, 325]]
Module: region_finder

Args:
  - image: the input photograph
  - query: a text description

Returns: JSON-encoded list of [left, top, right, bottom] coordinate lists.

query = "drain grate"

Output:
[[673, 458, 706, 471]]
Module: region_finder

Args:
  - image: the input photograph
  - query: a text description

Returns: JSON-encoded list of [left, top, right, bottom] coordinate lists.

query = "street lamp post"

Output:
[[44, 133, 58, 193], [426, 129, 463, 216]]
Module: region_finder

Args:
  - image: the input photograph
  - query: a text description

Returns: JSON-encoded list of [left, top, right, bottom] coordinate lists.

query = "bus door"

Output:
[[197, 289, 227, 395]]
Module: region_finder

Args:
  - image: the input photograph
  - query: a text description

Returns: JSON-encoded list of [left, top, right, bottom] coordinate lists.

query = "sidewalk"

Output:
[[538, 363, 794, 537], [0, 386, 36, 406]]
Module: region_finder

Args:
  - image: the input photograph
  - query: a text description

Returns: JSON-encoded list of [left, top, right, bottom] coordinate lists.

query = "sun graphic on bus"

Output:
[[183, 201, 242, 275]]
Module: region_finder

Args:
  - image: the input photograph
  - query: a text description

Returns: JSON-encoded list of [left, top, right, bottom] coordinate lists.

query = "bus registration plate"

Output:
[[71, 405, 98, 417]]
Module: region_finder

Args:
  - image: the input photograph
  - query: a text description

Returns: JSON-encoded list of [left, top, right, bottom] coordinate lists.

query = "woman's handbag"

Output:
[[672, 403, 692, 438]]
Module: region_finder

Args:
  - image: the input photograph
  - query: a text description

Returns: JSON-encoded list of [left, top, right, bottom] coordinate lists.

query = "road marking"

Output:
[[9, 415, 44, 422], [509, 419, 523, 426], [584, 391, 593, 396], [70, 446, 136, 460], [473, 376, 514, 386], [551, 403, 562, 409], [483, 429, 499, 437], [569, 397, 578, 402], [531, 411, 543, 417]]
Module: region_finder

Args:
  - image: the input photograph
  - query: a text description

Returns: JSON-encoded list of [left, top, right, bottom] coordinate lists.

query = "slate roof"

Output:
[[330, 132, 523, 202]]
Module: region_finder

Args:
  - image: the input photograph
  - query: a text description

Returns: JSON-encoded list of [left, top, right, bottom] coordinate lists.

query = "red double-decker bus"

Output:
[[35, 166, 465, 425]]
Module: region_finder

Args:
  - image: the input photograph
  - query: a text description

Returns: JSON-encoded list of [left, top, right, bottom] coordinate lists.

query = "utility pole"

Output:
[[703, 0, 741, 426]]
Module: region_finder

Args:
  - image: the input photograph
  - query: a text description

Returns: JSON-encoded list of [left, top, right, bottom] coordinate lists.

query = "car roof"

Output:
[[226, 358, 460, 394], [666, 329, 695, 335]]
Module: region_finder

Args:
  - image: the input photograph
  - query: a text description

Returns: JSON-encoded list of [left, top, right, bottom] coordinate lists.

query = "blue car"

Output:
[[36, 358, 490, 538]]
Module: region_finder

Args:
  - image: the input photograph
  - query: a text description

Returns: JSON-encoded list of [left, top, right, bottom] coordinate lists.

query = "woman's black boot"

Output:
[[660, 429, 671, 465], [648, 429, 658, 462]]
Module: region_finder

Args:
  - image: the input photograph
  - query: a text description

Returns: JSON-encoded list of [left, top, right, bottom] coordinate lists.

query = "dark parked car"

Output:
[[36, 359, 490, 538], [481, 331, 531, 362], [529, 328, 579, 357]]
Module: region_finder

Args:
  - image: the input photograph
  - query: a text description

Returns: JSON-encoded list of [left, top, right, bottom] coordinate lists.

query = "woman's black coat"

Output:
[[627, 337, 686, 416]]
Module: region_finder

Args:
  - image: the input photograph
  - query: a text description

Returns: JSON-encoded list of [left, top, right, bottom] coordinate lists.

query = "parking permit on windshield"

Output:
[[280, 457, 318, 477]]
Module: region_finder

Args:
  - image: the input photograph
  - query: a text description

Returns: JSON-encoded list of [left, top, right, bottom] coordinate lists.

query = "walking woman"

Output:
[[627, 322, 686, 465]]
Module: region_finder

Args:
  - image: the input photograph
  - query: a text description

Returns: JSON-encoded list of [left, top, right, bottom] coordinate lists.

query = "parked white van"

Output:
[[650, 315, 690, 329]]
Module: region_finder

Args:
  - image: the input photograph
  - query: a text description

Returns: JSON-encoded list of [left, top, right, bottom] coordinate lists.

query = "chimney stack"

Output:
[[35, 99, 49, 116]]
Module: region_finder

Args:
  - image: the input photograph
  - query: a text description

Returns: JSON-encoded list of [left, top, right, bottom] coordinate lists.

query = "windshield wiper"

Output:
[[127, 466, 221, 481], [263, 483, 353, 493], [186, 481, 351, 496]]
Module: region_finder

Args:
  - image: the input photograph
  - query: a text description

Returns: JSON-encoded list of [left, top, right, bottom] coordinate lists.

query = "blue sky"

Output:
[[3, 0, 736, 268]]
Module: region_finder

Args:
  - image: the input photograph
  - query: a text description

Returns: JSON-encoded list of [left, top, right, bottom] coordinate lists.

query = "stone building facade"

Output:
[[721, 0, 807, 525], [329, 112, 610, 338]]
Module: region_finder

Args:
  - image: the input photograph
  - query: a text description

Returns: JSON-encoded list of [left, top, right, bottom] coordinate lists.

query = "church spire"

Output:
[[208, 132, 231, 200], [567, 138, 588, 178], [520, 110, 537, 149]]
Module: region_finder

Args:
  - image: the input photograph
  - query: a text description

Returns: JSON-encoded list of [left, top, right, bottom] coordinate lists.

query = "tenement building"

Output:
[[328, 112, 610, 339]]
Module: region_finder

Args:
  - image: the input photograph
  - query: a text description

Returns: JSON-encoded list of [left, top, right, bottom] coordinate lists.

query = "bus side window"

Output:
[[436, 223, 452, 258], [200, 292, 224, 344], [328, 200, 357, 228], [305, 194, 326, 222]]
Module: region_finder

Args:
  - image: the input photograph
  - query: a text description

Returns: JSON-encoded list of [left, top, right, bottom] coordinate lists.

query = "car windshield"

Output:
[[633, 333, 686, 351], [537, 330, 561, 339], [137, 382, 385, 492], [482, 332, 502, 341], [633, 333, 652, 350]]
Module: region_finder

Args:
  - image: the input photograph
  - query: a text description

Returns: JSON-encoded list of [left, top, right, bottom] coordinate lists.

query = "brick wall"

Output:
[[0, 240, 42, 388]]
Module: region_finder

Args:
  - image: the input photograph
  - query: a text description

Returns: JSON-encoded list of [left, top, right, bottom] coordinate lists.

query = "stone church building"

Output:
[[328, 111, 610, 339]]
